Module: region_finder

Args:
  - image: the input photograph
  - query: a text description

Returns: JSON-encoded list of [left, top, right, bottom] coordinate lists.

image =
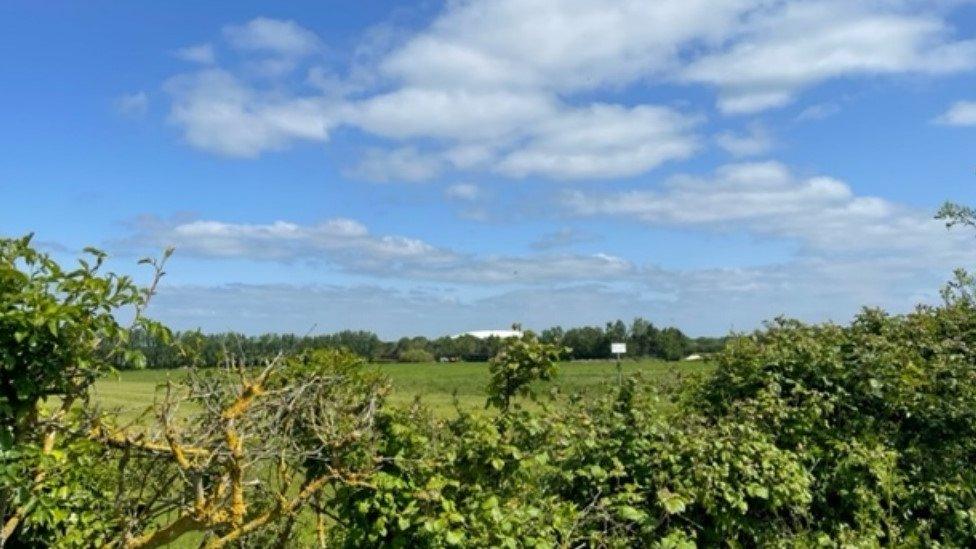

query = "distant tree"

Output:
[[329, 330, 384, 360], [658, 326, 691, 360], [431, 334, 482, 361], [605, 320, 627, 345], [690, 335, 728, 354], [128, 316, 724, 367], [563, 326, 608, 359], [540, 326, 564, 345], [628, 317, 659, 356]]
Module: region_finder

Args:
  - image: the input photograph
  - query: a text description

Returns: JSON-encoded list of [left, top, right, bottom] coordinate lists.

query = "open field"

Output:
[[92, 358, 713, 419]]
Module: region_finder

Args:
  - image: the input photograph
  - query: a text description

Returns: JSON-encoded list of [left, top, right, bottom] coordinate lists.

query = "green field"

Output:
[[93, 359, 712, 418]]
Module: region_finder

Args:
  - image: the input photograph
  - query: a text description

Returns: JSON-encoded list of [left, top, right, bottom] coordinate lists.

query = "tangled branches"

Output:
[[86, 350, 388, 548]]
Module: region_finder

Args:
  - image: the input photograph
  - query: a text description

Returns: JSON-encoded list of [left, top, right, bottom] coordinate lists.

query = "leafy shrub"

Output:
[[0, 236, 166, 438], [397, 348, 435, 363], [334, 280, 976, 546], [1, 236, 169, 546], [690, 287, 976, 544], [486, 335, 566, 411]]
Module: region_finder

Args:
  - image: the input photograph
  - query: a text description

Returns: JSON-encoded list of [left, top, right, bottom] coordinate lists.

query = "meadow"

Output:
[[92, 358, 713, 419]]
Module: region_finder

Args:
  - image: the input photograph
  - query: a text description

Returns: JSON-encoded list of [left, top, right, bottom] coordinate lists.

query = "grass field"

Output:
[[92, 358, 712, 419]]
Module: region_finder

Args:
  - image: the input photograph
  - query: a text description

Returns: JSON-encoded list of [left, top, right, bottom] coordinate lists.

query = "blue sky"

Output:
[[3, 0, 976, 338]]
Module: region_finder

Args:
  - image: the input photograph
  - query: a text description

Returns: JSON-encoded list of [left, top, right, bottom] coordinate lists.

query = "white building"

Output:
[[454, 329, 523, 340]]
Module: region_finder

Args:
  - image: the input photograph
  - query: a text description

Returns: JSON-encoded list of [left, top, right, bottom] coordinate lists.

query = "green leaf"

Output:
[[445, 530, 464, 545], [657, 488, 688, 515], [616, 505, 648, 523], [746, 484, 769, 499]]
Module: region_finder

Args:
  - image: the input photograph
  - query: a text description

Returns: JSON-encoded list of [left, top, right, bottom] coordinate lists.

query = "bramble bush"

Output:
[[4, 227, 976, 546], [330, 285, 976, 546]]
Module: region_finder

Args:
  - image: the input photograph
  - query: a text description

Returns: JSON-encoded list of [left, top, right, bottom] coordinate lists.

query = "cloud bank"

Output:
[[161, 2, 976, 179]]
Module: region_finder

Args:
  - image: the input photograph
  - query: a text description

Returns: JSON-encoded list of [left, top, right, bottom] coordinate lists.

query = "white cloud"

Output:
[[340, 0, 727, 178], [128, 216, 450, 268], [427, 249, 637, 284], [124, 197, 971, 326], [149, 249, 967, 338], [115, 91, 149, 117], [715, 123, 772, 157], [222, 17, 322, 57], [377, 0, 749, 93], [175, 43, 215, 64], [345, 98, 699, 180], [345, 87, 558, 141], [682, 1, 976, 113], [445, 183, 481, 201], [384, 0, 975, 117], [934, 100, 976, 126], [162, 10, 706, 178], [122, 216, 635, 285], [162, 4, 976, 175], [564, 161, 973, 259], [442, 144, 495, 170], [496, 104, 700, 179], [636, 253, 964, 331], [164, 69, 336, 157], [344, 147, 444, 182], [149, 283, 661, 338]]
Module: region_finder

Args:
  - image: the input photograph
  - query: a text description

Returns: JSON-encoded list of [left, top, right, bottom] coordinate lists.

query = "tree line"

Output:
[[127, 320, 727, 368]]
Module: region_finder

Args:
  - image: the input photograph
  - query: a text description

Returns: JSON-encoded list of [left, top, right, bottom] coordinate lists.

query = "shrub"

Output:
[[397, 348, 435, 363], [333, 282, 976, 546], [0, 236, 171, 546], [690, 289, 976, 543], [486, 335, 566, 411]]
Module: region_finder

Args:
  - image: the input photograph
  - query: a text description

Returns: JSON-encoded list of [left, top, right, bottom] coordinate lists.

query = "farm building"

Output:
[[454, 329, 523, 340]]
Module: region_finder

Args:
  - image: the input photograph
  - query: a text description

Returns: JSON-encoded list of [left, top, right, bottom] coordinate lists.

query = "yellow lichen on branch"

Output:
[[164, 431, 192, 470], [95, 427, 210, 461], [204, 474, 334, 549], [225, 426, 246, 527], [123, 512, 206, 549], [220, 383, 264, 420]]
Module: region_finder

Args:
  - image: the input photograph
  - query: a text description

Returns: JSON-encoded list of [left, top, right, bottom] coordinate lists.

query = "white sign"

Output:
[[611, 342, 627, 354]]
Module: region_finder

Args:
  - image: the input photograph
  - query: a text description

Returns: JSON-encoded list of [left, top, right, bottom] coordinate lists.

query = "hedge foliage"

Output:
[[3, 236, 976, 546]]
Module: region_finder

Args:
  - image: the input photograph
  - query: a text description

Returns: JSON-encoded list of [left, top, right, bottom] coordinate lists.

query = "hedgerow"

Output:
[[3, 234, 976, 547]]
